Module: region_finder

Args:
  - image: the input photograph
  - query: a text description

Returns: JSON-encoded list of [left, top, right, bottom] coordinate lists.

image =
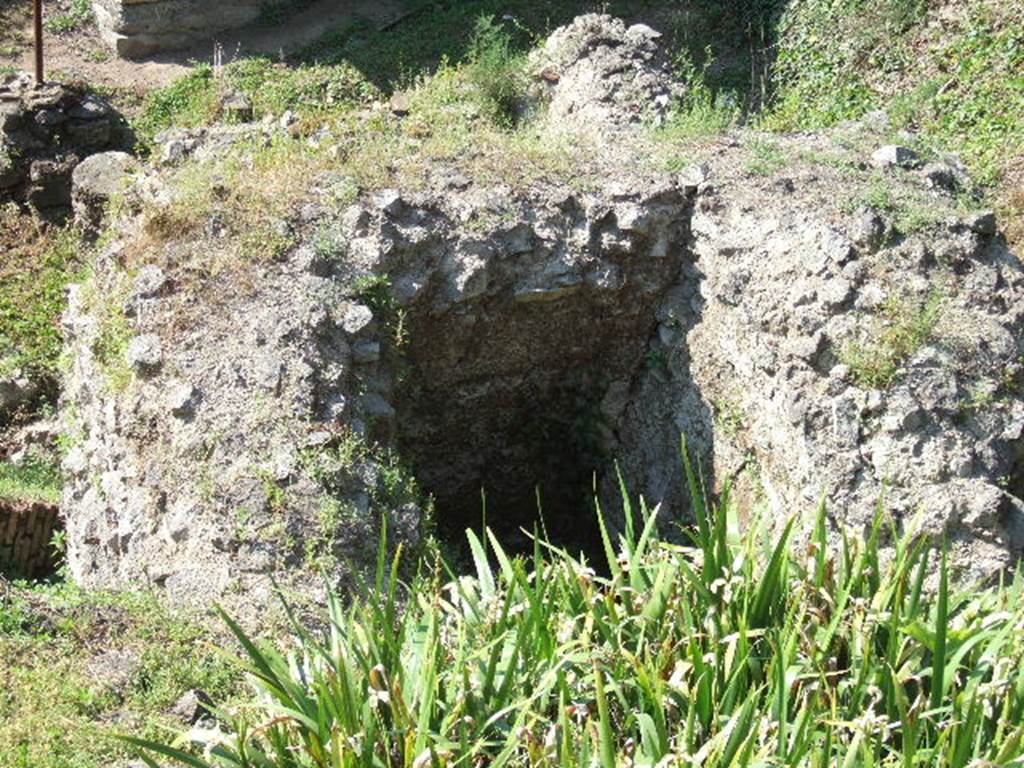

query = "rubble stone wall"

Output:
[[0, 74, 124, 218], [59, 15, 1024, 617]]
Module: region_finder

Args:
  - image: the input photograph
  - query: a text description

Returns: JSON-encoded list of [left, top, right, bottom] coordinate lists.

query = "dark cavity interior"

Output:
[[394, 282, 670, 562]]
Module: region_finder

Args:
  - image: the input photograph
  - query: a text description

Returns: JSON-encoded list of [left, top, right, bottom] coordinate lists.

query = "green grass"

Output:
[[464, 16, 530, 128], [766, 0, 1024, 238], [745, 136, 787, 176], [656, 48, 740, 147], [132, 57, 376, 149], [840, 174, 958, 237], [124, 41, 583, 283], [903, 3, 1024, 187], [81, 273, 134, 393], [0, 210, 83, 381], [0, 580, 242, 768], [132, 11, 535, 150], [0, 455, 61, 504], [295, 1, 615, 90], [130, 7, 539, 148], [133, 65, 221, 146], [131, 443, 1024, 767], [841, 289, 943, 389], [44, 0, 94, 34], [127, 0, 1023, 244]]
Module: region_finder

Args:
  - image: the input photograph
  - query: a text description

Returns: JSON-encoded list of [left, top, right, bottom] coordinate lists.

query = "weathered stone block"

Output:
[[93, 0, 266, 58]]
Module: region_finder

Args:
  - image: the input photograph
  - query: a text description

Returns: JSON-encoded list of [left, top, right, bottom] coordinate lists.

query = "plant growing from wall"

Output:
[[841, 288, 944, 389]]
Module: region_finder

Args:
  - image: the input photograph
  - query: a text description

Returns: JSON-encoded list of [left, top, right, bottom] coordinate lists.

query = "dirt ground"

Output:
[[0, 0, 411, 109]]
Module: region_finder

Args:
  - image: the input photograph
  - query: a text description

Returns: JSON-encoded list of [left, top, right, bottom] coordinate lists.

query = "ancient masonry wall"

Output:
[[0, 74, 124, 218], [0, 501, 60, 578], [93, 0, 265, 58]]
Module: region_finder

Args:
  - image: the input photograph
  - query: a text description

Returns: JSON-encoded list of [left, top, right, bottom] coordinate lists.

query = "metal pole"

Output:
[[33, 0, 44, 85]]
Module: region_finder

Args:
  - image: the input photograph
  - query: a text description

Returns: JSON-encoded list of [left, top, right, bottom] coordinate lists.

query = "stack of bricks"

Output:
[[0, 499, 60, 578]]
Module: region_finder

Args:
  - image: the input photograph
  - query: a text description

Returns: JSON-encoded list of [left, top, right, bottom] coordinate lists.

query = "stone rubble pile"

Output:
[[529, 13, 684, 138], [0, 73, 125, 218]]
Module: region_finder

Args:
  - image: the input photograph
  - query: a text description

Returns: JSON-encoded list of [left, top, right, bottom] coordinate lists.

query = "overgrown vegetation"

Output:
[[0, 454, 61, 504], [744, 136, 787, 176], [133, 446, 1024, 767], [839, 172, 968, 237], [769, 0, 1022, 179], [136, 0, 727, 145], [0, 206, 82, 381], [81, 272, 134, 393], [294, 0, 610, 90], [5, 4, 1024, 763], [658, 46, 740, 145], [0, 580, 241, 768], [132, 10, 535, 150], [133, 66, 222, 144], [465, 16, 529, 128], [132, 132, 324, 268], [127, 28, 580, 280], [133, 59, 377, 150], [124, 0, 1024, 241], [767, 0, 1024, 240]]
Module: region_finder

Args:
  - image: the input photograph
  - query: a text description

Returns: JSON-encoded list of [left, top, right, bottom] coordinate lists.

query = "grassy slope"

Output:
[[0, 208, 81, 383], [0, 580, 241, 768], [767, 0, 1024, 243], [0, 455, 61, 504]]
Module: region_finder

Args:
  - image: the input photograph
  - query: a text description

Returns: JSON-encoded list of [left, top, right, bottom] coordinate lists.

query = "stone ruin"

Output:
[[0, 418, 62, 579], [0, 73, 129, 581], [93, 0, 266, 58], [0, 72, 127, 219], [59, 16, 1024, 614]]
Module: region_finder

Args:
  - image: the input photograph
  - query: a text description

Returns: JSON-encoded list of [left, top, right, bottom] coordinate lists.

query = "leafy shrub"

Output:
[[132, 442, 1024, 767], [466, 16, 529, 128]]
